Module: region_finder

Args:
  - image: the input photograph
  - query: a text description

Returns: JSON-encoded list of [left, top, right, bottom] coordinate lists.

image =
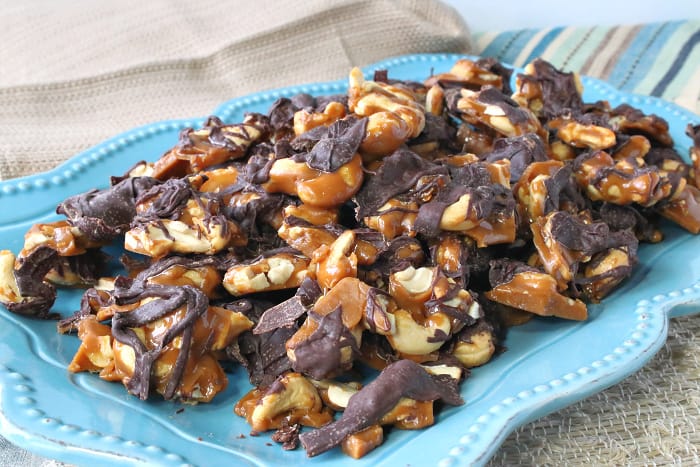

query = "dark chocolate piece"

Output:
[[482, 134, 547, 182], [303, 117, 368, 172], [133, 178, 193, 221], [299, 359, 463, 457], [253, 296, 307, 335], [271, 420, 301, 451], [542, 164, 587, 214], [57, 176, 160, 242], [290, 307, 358, 380], [548, 211, 638, 257], [488, 258, 540, 288], [225, 298, 296, 387], [523, 58, 583, 119], [354, 148, 448, 219]]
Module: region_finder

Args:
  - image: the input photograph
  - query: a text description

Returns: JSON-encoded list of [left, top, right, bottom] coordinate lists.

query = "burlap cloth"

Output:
[[0, 1, 698, 465]]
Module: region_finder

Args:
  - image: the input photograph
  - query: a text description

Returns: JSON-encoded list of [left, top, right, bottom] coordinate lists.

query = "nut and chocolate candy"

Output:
[[65, 256, 253, 402], [152, 114, 270, 180], [234, 372, 332, 432], [299, 359, 463, 457], [424, 58, 507, 91], [573, 150, 684, 207], [686, 124, 700, 187], [609, 104, 673, 147], [485, 259, 588, 321], [530, 210, 638, 291], [125, 177, 245, 258], [3, 57, 700, 461], [512, 58, 584, 120], [348, 67, 426, 157], [448, 86, 543, 138], [0, 247, 59, 318], [57, 176, 160, 242]]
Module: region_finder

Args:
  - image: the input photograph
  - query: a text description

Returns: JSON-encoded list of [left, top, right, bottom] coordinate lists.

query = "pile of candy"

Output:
[[1, 57, 699, 459]]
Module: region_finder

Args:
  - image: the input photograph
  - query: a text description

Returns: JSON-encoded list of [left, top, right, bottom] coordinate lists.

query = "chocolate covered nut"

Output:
[[609, 104, 673, 147], [550, 115, 616, 150], [573, 150, 682, 207], [57, 176, 160, 242]]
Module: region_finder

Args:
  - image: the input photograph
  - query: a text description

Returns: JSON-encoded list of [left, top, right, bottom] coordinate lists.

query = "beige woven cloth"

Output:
[[1, 1, 699, 466]]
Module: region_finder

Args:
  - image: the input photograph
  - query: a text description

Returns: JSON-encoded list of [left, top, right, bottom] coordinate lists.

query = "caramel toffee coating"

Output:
[[299, 359, 463, 457], [482, 134, 547, 182], [57, 176, 160, 242]]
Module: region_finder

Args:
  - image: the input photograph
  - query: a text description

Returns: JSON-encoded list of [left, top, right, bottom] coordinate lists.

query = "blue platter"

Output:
[[0, 54, 699, 466]]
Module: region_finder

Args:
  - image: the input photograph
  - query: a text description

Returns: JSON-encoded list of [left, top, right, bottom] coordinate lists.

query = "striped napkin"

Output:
[[474, 20, 700, 113]]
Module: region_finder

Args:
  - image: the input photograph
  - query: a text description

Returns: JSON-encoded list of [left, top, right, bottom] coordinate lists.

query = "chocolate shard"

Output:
[[303, 116, 368, 172], [488, 258, 540, 289], [6, 246, 59, 319], [290, 307, 358, 380], [548, 211, 638, 257], [482, 134, 547, 182], [525, 58, 583, 119], [253, 296, 307, 335], [225, 298, 296, 387], [542, 164, 587, 215], [299, 359, 463, 457], [57, 176, 160, 242], [355, 148, 448, 219]]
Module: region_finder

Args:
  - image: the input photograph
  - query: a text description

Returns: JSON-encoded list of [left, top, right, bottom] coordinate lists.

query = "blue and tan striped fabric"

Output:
[[473, 21, 700, 114]]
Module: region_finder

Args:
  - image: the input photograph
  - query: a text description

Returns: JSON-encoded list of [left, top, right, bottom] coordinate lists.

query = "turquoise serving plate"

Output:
[[1, 54, 699, 467]]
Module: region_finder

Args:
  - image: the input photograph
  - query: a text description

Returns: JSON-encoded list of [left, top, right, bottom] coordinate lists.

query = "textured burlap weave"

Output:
[[0, 0, 470, 180], [1, 1, 699, 466]]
